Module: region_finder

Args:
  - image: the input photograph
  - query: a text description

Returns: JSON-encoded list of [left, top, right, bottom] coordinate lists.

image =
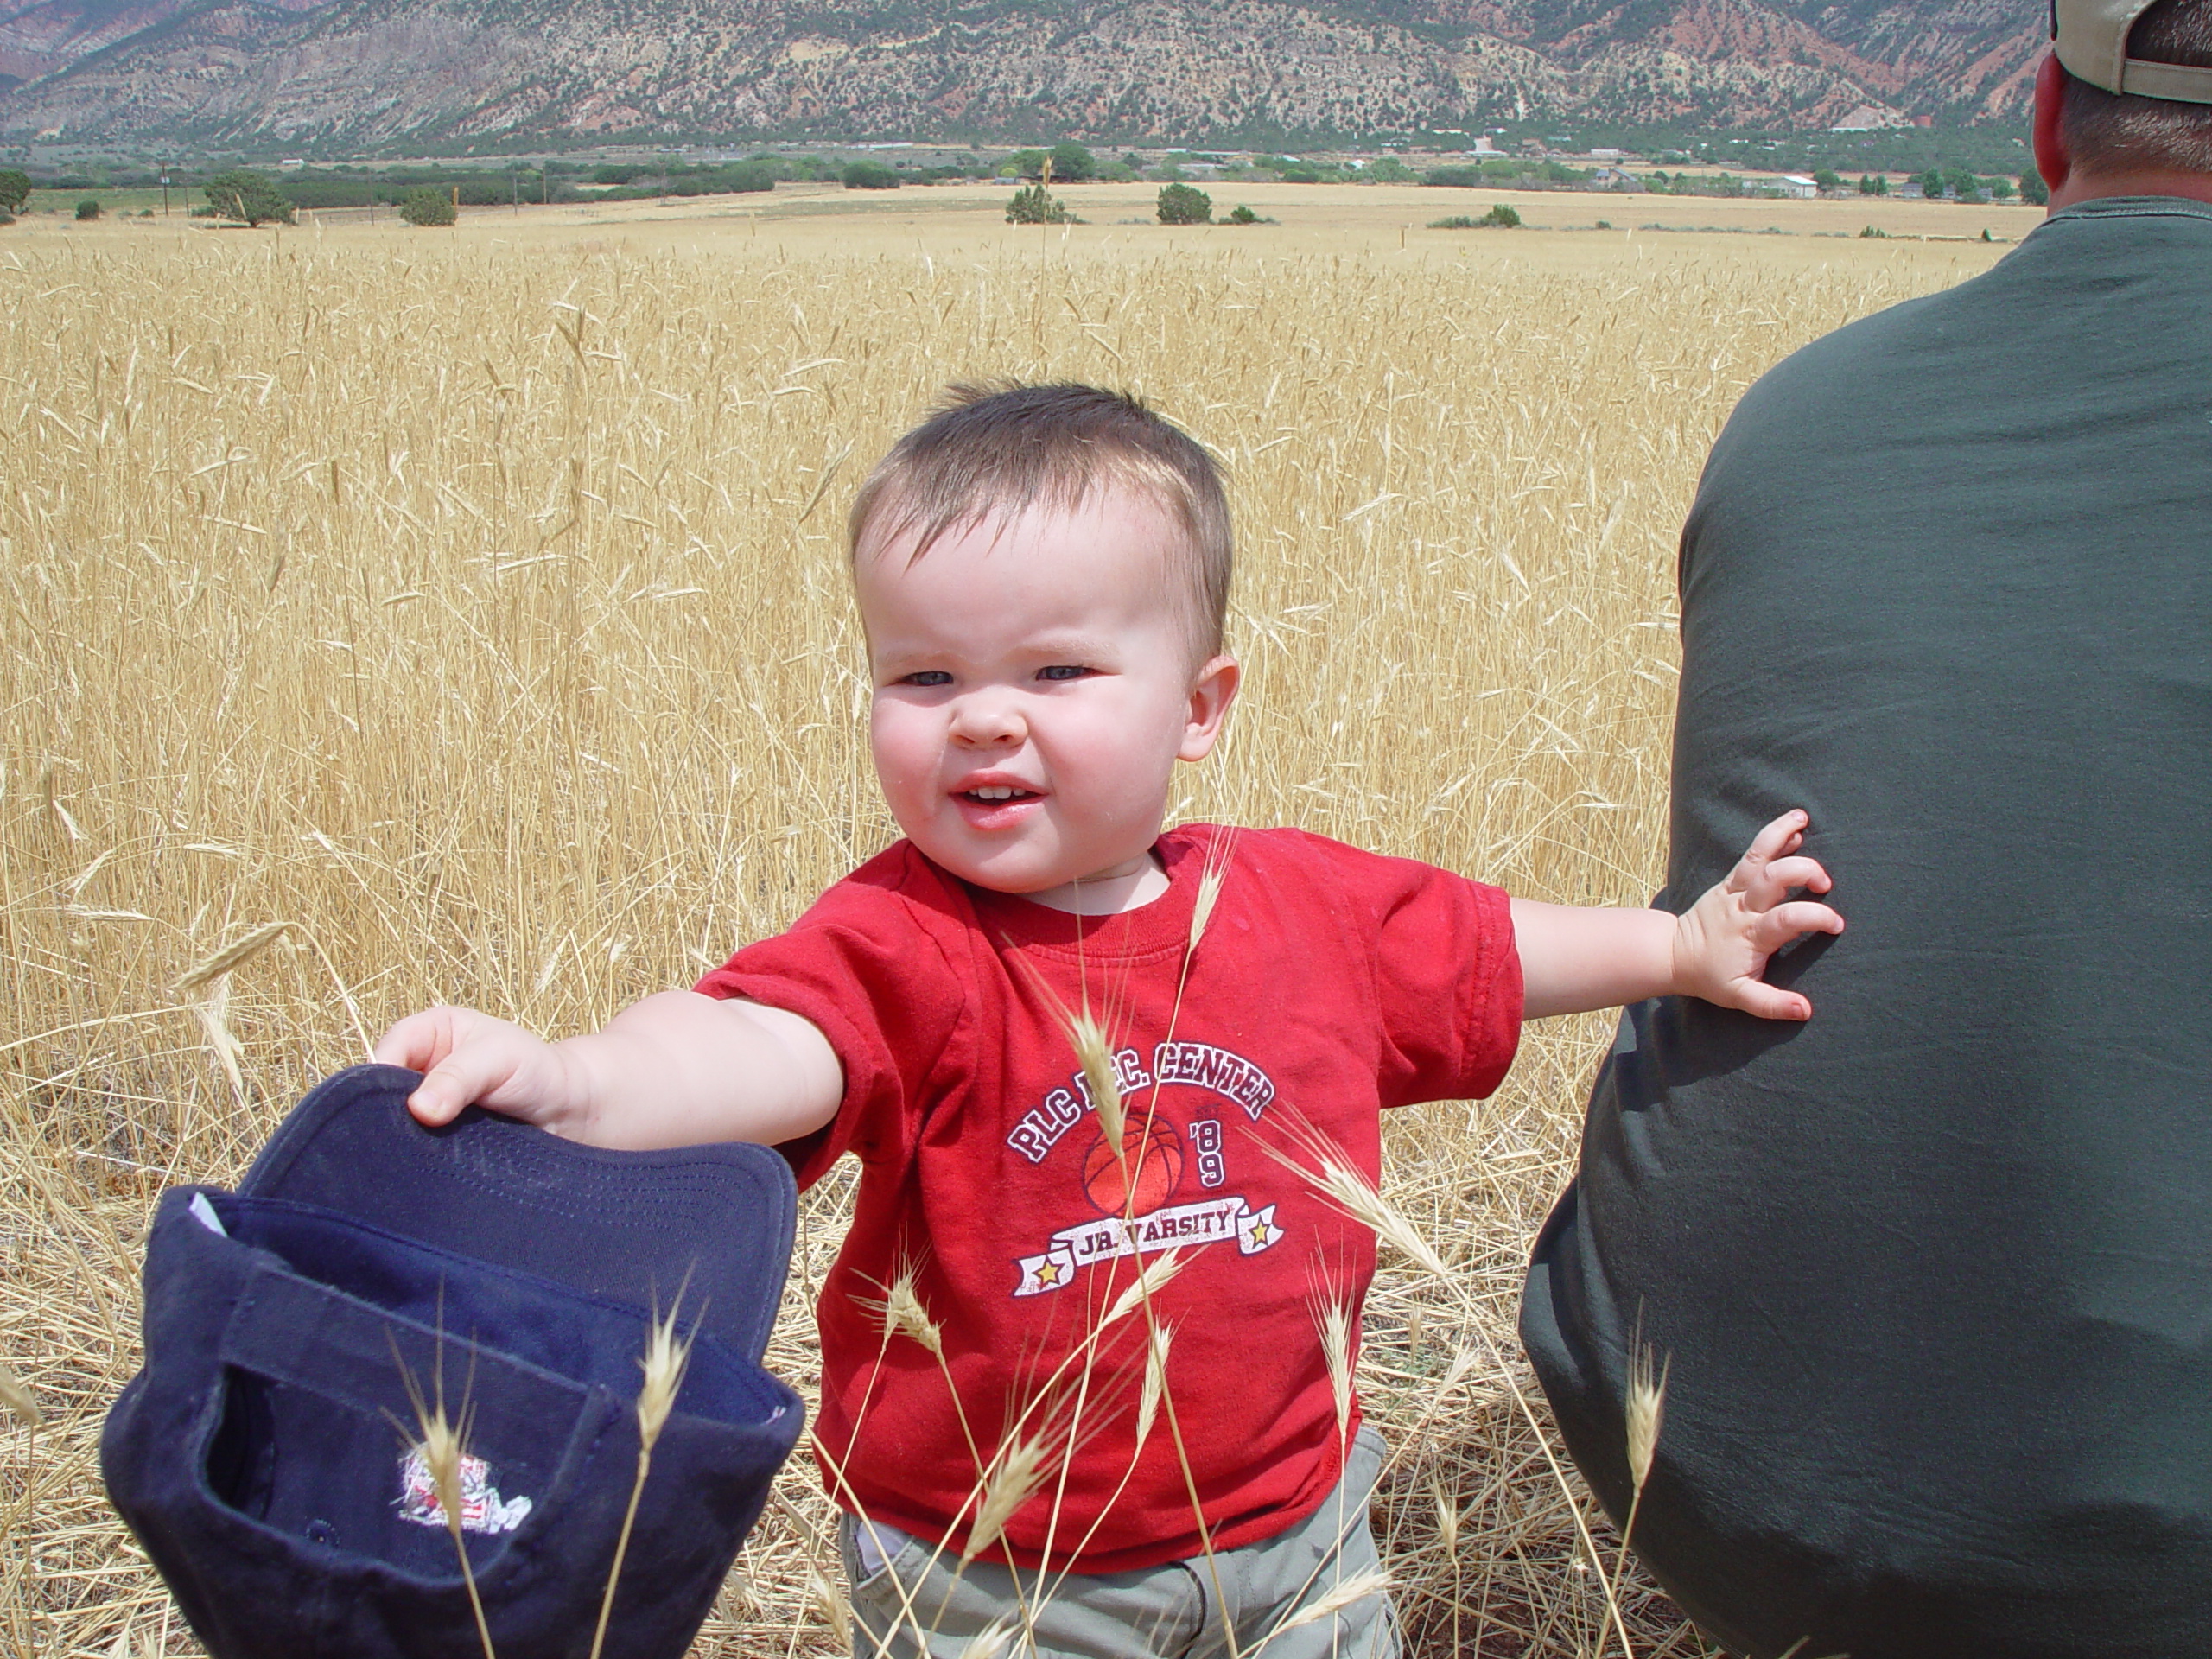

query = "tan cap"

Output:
[[2054, 0, 2212, 102]]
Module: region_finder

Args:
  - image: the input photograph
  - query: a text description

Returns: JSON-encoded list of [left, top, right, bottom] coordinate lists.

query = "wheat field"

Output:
[[0, 205, 2003, 1657]]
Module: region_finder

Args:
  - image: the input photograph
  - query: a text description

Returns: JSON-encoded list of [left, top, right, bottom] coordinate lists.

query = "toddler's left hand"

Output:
[[1672, 810, 1844, 1020]]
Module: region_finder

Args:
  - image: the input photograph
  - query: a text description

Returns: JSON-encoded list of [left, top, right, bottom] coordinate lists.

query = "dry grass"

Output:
[[0, 213, 1999, 1656]]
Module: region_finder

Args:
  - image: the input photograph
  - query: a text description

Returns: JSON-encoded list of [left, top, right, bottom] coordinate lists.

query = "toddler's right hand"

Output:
[[372, 1007, 585, 1134]]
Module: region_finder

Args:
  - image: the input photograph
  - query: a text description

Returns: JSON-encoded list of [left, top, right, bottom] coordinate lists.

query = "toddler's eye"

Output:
[[1036, 664, 1092, 682], [899, 671, 953, 687]]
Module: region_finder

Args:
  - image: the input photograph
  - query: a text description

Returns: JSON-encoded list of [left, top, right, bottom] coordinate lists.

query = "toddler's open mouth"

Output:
[[952, 779, 1044, 829]]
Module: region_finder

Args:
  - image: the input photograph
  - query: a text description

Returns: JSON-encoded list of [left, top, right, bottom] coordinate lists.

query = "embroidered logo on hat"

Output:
[[396, 1447, 534, 1535]]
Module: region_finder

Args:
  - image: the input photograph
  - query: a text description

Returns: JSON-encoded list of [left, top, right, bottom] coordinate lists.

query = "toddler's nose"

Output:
[[949, 690, 1026, 747]]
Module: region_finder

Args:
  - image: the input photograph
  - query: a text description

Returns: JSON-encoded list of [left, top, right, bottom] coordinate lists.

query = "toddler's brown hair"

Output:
[[848, 382, 1232, 667]]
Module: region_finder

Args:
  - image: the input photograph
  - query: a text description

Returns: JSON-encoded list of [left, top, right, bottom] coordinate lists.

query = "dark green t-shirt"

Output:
[[1521, 197, 2212, 1659]]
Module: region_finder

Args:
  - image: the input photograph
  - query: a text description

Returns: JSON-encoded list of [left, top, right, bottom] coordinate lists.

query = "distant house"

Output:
[[1591, 167, 1646, 192], [1777, 175, 1820, 199]]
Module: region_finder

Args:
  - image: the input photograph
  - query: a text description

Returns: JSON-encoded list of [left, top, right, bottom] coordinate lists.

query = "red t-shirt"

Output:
[[696, 823, 1520, 1573]]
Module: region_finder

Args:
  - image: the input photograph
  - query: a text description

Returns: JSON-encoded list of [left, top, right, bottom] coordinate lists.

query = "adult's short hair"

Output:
[[2062, 0, 2212, 174], [848, 382, 1234, 668]]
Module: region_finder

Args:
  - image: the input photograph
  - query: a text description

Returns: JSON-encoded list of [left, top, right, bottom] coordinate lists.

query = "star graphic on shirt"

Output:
[[1246, 1217, 1274, 1249], [1033, 1259, 1063, 1287]]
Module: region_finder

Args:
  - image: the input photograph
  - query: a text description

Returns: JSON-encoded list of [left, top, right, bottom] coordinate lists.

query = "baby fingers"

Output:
[[1741, 854, 1834, 911], [1730, 978, 1816, 1022], [1732, 809, 1810, 878], [1752, 899, 1846, 951]]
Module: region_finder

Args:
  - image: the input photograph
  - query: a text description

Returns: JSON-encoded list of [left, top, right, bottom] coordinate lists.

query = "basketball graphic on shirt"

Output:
[[1081, 1117, 1185, 1216]]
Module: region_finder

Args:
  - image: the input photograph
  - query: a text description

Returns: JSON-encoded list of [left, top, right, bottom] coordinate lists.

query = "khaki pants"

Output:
[[841, 1425, 1400, 1659]]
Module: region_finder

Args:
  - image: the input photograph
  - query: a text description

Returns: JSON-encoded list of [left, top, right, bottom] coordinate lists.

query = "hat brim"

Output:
[[239, 1065, 797, 1365]]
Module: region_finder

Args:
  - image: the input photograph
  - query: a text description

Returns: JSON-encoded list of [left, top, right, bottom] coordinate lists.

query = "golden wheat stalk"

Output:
[[174, 920, 291, 994], [1101, 1246, 1184, 1331], [962, 1432, 1052, 1565], [1259, 1566, 1392, 1643], [1607, 1323, 1671, 1624], [1310, 1292, 1355, 1445], [590, 1297, 695, 1659], [1134, 1322, 1176, 1449], [807, 1565, 853, 1651], [391, 1332, 496, 1659], [0, 1362, 41, 1430]]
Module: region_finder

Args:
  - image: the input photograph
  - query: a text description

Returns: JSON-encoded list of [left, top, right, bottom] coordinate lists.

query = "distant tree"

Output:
[[1949, 172, 1986, 204], [1228, 203, 1259, 224], [1156, 182, 1211, 224], [398, 187, 457, 226], [1048, 142, 1096, 182], [1813, 168, 1842, 191], [1001, 149, 1048, 179], [204, 169, 296, 226], [841, 160, 900, 189], [1480, 202, 1522, 226], [2019, 169, 2050, 206], [1987, 175, 2016, 200], [1916, 168, 1947, 200], [1121, 151, 1144, 171], [0, 169, 30, 216], [1364, 157, 1417, 183], [1858, 173, 1888, 195], [74, 198, 100, 219], [1005, 181, 1073, 223]]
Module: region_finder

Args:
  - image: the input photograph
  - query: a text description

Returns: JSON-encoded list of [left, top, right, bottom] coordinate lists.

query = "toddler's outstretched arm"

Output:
[[1511, 809, 1843, 1021], [373, 992, 842, 1150]]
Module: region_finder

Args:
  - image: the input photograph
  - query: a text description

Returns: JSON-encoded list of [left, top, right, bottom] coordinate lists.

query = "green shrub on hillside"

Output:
[[1156, 183, 1211, 224], [1006, 182, 1074, 223], [1049, 143, 1096, 182], [399, 188, 457, 226], [0, 169, 28, 217], [1428, 202, 1522, 229], [204, 169, 296, 226], [74, 199, 100, 220]]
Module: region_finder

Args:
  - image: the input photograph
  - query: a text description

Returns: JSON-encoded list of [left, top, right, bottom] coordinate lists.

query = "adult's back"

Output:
[[1519, 10, 2212, 1653]]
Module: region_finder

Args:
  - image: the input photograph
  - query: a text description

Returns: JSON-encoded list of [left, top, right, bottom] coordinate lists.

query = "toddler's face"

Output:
[[855, 490, 1235, 902]]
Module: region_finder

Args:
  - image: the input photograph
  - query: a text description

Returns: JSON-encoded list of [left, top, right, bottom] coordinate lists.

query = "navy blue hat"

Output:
[[102, 1064, 805, 1659]]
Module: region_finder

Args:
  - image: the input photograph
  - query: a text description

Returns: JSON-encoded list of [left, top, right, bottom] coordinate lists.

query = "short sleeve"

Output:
[[1321, 843, 1522, 1108], [694, 849, 969, 1188]]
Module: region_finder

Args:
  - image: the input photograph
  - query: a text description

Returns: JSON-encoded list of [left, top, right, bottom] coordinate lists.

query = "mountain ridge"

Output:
[[0, 0, 2049, 144]]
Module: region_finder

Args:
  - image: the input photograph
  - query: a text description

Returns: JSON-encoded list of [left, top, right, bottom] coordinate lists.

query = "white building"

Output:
[[1777, 175, 1820, 199]]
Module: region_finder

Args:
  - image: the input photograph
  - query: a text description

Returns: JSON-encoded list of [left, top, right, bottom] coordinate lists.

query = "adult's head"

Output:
[[2037, 0, 2212, 207]]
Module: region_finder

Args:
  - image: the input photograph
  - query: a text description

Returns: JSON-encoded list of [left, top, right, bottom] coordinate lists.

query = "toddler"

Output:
[[378, 383, 1840, 1658]]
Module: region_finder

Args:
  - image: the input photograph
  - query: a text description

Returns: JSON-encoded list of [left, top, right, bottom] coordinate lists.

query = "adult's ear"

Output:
[[2033, 50, 2074, 209]]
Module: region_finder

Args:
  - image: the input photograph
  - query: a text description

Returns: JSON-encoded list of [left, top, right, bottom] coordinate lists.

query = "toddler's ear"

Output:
[[1179, 656, 1241, 761]]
